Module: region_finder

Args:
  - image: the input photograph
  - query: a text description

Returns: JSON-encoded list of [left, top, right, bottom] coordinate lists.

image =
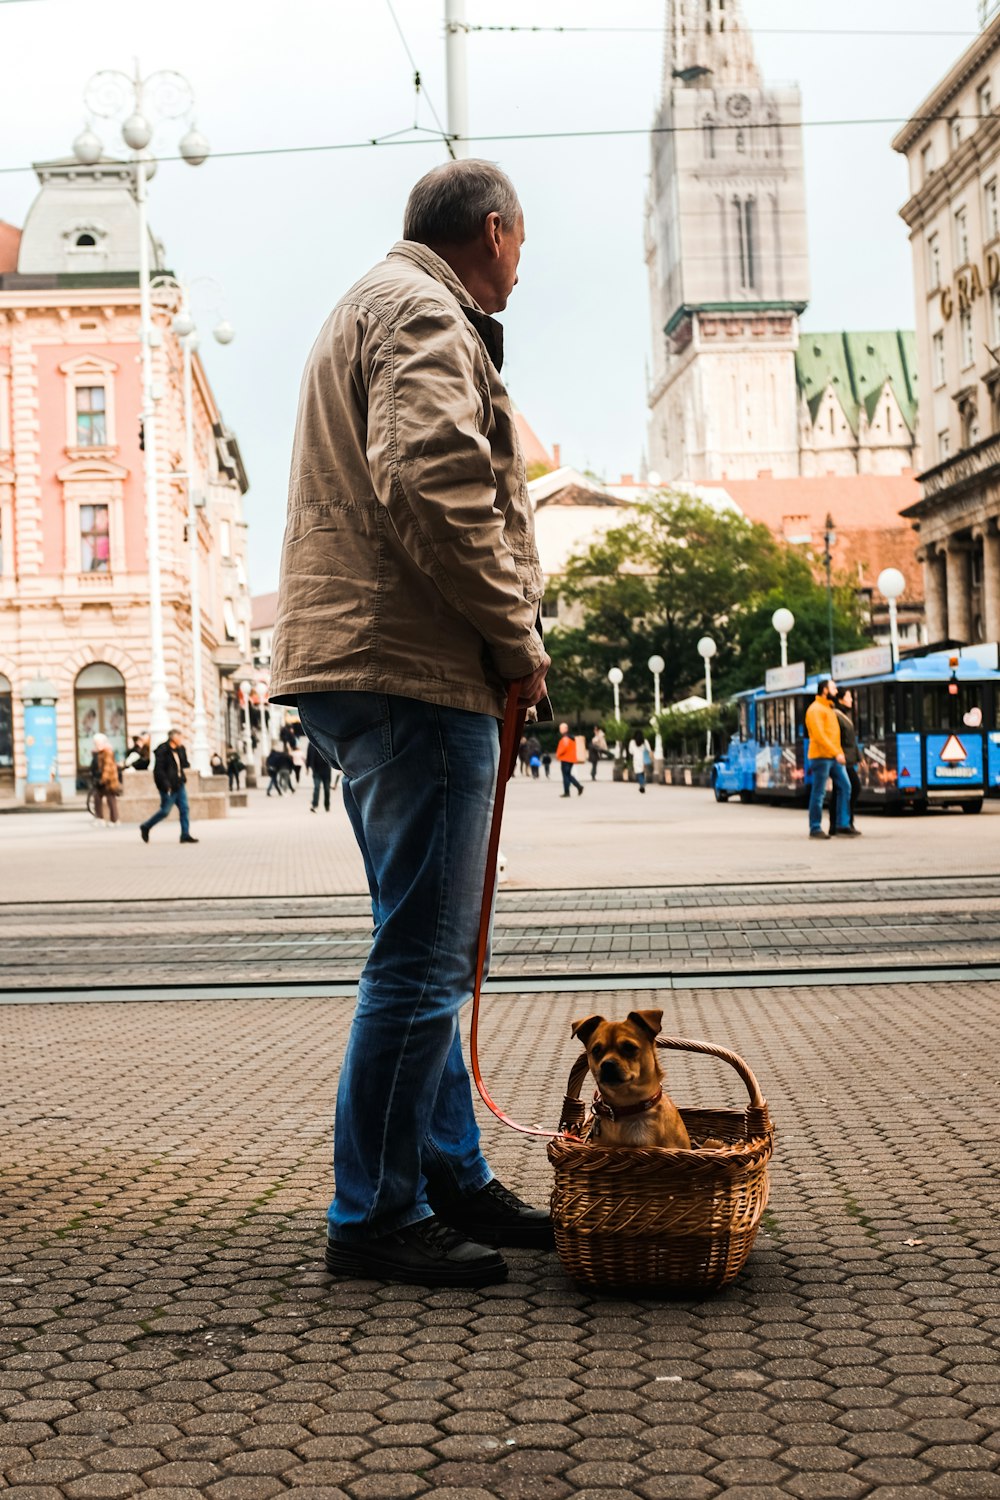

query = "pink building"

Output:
[[0, 157, 251, 799]]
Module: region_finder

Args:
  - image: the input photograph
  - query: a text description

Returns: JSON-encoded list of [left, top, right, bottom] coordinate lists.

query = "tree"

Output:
[[550, 491, 868, 719]]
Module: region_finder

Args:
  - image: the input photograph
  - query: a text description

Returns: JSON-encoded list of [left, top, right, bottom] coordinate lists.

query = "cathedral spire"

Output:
[[663, 0, 760, 95]]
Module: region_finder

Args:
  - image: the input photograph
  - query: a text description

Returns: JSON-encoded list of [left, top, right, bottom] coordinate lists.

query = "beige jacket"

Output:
[[269, 241, 547, 718]]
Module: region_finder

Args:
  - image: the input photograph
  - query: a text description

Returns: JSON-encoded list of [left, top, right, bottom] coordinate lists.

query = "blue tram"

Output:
[[712, 645, 1000, 813]]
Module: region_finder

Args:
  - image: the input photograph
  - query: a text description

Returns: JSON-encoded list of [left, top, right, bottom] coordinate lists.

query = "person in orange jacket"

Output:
[[804, 679, 859, 840], [555, 722, 584, 798]]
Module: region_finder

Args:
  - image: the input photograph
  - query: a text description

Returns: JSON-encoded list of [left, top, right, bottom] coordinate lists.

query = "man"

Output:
[[804, 679, 858, 840], [140, 729, 198, 844], [555, 722, 584, 797], [307, 736, 337, 812], [829, 686, 861, 835], [269, 160, 552, 1288]]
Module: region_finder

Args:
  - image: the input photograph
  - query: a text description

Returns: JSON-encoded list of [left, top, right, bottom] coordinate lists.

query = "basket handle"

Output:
[[559, 1035, 770, 1136]]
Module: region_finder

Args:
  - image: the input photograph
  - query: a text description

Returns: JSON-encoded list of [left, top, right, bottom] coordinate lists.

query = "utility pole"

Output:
[[823, 513, 836, 667], [445, 0, 469, 158]]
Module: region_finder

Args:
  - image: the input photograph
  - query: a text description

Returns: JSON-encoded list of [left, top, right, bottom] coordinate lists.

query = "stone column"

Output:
[[921, 546, 948, 642], [981, 520, 1000, 644], [945, 541, 972, 643]]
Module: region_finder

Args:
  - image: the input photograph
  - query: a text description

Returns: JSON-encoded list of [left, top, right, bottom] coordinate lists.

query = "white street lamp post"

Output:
[[608, 666, 624, 758], [696, 636, 717, 761], [877, 568, 906, 668], [170, 282, 234, 776], [771, 607, 795, 669], [74, 66, 209, 747], [648, 653, 665, 769]]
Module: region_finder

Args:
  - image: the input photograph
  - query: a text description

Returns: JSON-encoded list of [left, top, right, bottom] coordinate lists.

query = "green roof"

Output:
[[795, 331, 918, 435]]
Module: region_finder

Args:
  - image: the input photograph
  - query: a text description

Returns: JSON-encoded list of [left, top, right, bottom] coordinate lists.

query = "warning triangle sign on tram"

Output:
[[939, 734, 967, 763]]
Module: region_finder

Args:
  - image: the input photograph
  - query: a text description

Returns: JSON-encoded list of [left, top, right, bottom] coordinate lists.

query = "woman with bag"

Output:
[[630, 729, 649, 794], [90, 733, 122, 827]]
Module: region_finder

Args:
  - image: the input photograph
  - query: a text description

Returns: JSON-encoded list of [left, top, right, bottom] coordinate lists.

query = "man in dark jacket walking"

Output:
[[307, 737, 338, 811], [140, 729, 198, 844], [829, 687, 862, 835]]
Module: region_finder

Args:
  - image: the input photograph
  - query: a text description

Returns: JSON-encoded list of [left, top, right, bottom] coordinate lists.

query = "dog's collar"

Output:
[[591, 1086, 663, 1121]]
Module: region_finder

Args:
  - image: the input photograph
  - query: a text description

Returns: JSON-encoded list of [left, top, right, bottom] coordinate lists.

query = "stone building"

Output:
[[893, 11, 1000, 645], [646, 1, 921, 487], [0, 157, 251, 799]]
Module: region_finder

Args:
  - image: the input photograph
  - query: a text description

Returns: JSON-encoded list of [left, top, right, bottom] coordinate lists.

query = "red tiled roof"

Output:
[[250, 591, 279, 630], [704, 472, 924, 601], [0, 220, 21, 273], [514, 411, 553, 470]]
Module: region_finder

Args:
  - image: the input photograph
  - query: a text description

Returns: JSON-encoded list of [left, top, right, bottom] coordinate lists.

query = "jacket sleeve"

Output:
[[366, 306, 546, 680]]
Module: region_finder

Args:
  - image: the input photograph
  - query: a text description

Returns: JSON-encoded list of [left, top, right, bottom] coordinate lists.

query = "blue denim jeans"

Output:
[[142, 783, 190, 838], [808, 758, 852, 833], [296, 691, 500, 1241]]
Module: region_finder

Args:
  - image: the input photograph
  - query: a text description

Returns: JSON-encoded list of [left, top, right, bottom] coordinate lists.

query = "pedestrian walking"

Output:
[[517, 736, 530, 776], [265, 747, 289, 797], [588, 725, 608, 780], [90, 733, 122, 827], [268, 159, 553, 1286], [307, 737, 338, 811], [290, 739, 305, 787], [526, 733, 541, 779], [139, 729, 198, 844], [556, 722, 584, 797], [829, 686, 862, 834], [630, 729, 649, 793], [805, 679, 859, 840], [541, 751, 552, 779], [226, 748, 245, 791]]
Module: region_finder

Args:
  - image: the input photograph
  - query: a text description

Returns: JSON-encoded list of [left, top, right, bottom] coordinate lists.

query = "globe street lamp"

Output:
[[608, 666, 624, 758], [648, 653, 665, 768], [74, 65, 209, 747], [771, 607, 795, 668], [158, 276, 235, 777], [697, 636, 717, 761], [877, 567, 906, 667], [823, 513, 837, 665]]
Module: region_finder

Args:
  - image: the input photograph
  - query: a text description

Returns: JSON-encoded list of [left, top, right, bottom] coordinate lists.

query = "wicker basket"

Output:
[[547, 1036, 774, 1293]]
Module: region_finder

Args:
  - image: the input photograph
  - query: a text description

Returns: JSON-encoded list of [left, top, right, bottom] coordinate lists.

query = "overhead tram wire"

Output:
[[0, 108, 989, 178], [383, 0, 455, 160], [462, 23, 979, 39]]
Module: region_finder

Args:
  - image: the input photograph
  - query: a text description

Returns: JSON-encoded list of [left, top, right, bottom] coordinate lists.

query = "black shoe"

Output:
[[809, 830, 829, 839], [140, 826, 149, 844], [180, 834, 199, 844], [325, 1217, 507, 1287], [839, 826, 862, 837], [576, 784, 584, 796], [560, 792, 571, 798], [427, 1178, 555, 1250]]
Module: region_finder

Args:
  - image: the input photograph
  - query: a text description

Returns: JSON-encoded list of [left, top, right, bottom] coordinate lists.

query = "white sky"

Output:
[[0, 0, 985, 591]]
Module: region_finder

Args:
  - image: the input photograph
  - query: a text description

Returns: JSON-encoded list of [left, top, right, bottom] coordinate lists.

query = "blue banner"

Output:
[[24, 703, 58, 783]]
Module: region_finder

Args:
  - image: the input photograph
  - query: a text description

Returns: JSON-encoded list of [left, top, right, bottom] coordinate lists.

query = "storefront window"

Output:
[[74, 662, 127, 782], [0, 672, 12, 784]]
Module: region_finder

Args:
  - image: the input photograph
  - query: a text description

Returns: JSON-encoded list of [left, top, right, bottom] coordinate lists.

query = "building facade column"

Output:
[[944, 540, 972, 643], [921, 545, 948, 642], [980, 519, 1000, 644]]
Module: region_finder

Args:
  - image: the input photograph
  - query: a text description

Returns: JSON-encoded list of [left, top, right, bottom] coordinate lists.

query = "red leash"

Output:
[[468, 682, 558, 1139]]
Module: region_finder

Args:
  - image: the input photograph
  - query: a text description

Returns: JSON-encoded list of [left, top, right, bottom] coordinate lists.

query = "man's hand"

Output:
[[516, 654, 551, 708], [836, 753, 846, 765]]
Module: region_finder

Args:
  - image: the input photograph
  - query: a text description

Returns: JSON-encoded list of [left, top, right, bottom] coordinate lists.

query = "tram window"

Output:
[[855, 686, 870, 739], [884, 686, 896, 735], [869, 689, 886, 741], [922, 685, 981, 730], [899, 685, 917, 733], [738, 701, 750, 741]]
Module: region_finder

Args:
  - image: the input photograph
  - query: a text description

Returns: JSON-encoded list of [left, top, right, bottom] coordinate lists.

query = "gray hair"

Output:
[[403, 159, 521, 246]]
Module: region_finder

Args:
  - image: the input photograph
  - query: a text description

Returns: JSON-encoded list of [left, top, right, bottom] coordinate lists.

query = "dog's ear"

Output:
[[628, 1009, 664, 1039], [571, 1015, 604, 1046]]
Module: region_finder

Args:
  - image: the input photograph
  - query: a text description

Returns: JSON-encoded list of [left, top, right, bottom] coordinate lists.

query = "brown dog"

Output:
[[571, 1009, 691, 1149]]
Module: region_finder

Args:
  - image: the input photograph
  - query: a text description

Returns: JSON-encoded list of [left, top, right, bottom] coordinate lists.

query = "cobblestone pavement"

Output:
[[0, 782, 997, 903], [3, 980, 999, 1498], [4, 876, 1000, 992]]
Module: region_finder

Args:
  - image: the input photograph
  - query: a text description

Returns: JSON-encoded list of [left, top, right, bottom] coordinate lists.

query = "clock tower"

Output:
[[646, 0, 810, 480]]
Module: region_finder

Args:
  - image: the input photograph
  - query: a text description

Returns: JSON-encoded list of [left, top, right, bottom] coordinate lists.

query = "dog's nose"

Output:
[[599, 1060, 624, 1084]]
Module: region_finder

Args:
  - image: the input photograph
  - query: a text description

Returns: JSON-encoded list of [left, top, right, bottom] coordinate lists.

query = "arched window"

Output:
[[75, 232, 97, 247], [74, 663, 127, 781]]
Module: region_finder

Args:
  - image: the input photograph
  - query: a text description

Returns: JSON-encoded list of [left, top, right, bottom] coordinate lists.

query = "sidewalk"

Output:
[[2, 976, 999, 1498]]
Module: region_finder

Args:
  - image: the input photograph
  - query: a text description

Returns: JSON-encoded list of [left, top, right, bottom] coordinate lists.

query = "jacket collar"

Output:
[[387, 240, 504, 372]]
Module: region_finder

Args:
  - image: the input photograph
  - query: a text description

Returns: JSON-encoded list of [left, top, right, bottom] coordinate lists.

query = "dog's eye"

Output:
[[619, 1043, 638, 1058], [591, 1044, 604, 1059]]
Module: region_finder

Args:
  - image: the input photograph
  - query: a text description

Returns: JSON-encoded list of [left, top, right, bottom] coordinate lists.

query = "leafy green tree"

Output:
[[549, 491, 869, 718]]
